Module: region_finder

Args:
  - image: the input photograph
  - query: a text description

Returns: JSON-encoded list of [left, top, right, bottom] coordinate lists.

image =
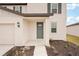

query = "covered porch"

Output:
[[23, 17, 50, 46]]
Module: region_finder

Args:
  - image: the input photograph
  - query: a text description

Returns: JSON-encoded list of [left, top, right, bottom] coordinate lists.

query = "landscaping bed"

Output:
[[46, 40, 79, 56], [3, 46, 35, 56]]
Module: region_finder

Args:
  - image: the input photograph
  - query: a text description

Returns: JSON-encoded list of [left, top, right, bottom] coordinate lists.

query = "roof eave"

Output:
[[23, 13, 53, 17], [0, 3, 27, 5], [67, 23, 79, 27], [0, 6, 53, 17]]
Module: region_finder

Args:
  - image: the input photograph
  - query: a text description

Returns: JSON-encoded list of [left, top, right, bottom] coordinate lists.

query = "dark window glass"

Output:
[[51, 28, 56, 33], [47, 3, 51, 13], [58, 3, 62, 14], [52, 9, 57, 13], [51, 22, 57, 33], [48, 3, 62, 14], [37, 22, 43, 39], [13, 6, 22, 13], [20, 6, 22, 13], [13, 6, 15, 11]]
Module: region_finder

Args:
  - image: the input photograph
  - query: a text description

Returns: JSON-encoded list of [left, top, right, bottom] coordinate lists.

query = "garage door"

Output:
[[0, 24, 15, 44]]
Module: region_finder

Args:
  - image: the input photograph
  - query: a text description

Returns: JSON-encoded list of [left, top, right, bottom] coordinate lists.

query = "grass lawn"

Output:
[[67, 34, 79, 46]]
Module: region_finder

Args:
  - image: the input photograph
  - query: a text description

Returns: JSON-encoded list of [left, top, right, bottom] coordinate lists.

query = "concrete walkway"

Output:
[[34, 46, 47, 56], [0, 45, 47, 56], [0, 44, 14, 56]]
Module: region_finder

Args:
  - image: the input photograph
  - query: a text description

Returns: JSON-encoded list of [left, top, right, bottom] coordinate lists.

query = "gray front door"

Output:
[[37, 22, 43, 39]]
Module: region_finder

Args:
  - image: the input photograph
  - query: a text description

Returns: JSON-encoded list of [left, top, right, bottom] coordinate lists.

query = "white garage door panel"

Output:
[[0, 24, 14, 44]]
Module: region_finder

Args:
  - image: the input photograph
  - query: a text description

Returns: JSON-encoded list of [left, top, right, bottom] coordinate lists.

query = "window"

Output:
[[37, 22, 43, 39], [58, 3, 62, 14], [51, 22, 57, 33], [13, 6, 22, 13], [48, 3, 62, 14], [51, 3, 58, 13]]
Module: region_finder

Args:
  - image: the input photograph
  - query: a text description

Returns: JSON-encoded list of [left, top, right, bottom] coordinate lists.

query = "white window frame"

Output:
[[51, 22, 57, 33], [50, 3, 58, 13]]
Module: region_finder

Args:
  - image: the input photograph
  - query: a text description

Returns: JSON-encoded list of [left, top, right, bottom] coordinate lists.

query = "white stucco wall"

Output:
[[1, 5, 13, 10], [23, 17, 47, 45], [0, 24, 15, 44], [23, 20, 36, 41], [1, 3, 47, 13], [22, 3, 47, 13], [0, 9, 25, 46], [0, 3, 66, 46], [67, 25, 79, 37], [48, 3, 66, 41]]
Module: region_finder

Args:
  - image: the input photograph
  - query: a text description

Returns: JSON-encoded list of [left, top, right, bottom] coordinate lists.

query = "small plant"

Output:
[[64, 44, 69, 48]]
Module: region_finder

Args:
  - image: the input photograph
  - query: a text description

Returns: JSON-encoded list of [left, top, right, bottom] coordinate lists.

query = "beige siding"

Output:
[[67, 25, 79, 37]]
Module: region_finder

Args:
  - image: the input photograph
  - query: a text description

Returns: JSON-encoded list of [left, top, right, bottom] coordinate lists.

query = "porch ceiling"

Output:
[[23, 13, 53, 17], [24, 17, 48, 20]]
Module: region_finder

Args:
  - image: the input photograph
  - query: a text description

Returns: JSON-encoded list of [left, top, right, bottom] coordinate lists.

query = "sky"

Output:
[[67, 3, 79, 25]]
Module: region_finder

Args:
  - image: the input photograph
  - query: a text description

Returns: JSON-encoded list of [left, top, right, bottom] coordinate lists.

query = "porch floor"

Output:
[[0, 44, 14, 56], [25, 40, 45, 46]]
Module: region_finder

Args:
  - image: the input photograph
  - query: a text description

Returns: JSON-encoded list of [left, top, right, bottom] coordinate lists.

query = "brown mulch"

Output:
[[46, 40, 79, 56], [3, 40, 79, 56], [3, 46, 35, 56]]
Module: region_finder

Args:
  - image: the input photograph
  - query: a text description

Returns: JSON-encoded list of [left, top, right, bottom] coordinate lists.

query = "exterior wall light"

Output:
[[17, 22, 20, 28]]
